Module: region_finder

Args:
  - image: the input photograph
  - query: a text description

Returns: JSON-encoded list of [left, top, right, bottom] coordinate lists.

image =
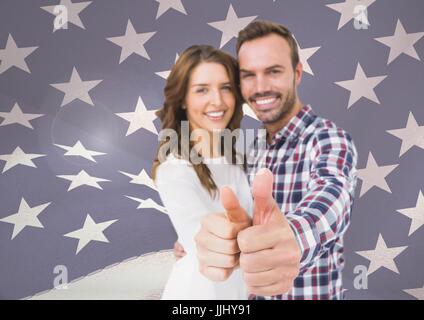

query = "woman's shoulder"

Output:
[[155, 153, 198, 184]]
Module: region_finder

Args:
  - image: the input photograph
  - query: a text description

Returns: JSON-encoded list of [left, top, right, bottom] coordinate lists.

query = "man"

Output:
[[175, 20, 358, 300]]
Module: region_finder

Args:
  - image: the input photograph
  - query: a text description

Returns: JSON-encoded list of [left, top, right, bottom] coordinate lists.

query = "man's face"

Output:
[[238, 33, 302, 124]]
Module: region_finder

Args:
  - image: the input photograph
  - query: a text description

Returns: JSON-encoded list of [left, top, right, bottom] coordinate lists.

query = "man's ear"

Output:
[[295, 62, 303, 86]]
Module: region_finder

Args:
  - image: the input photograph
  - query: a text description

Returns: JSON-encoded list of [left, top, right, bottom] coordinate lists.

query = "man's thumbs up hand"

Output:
[[238, 168, 302, 297], [252, 168, 283, 225]]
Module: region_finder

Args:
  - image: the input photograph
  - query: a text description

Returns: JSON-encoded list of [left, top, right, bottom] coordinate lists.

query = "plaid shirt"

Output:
[[246, 104, 358, 300]]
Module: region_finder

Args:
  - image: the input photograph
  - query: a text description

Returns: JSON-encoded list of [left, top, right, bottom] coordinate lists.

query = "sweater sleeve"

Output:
[[155, 159, 216, 255]]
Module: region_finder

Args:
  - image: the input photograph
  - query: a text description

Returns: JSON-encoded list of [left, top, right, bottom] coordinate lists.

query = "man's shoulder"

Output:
[[303, 114, 354, 144]]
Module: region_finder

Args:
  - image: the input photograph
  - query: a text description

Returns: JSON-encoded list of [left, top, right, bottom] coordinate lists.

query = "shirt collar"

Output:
[[257, 104, 317, 148]]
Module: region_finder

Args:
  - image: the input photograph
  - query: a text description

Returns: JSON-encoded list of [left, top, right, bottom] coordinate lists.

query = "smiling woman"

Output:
[[150, 45, 253, 300], [152, 45, 244, 198]]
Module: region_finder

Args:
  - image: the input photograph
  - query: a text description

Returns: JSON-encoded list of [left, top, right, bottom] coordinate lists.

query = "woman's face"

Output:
[[184, 62, 236, 134]]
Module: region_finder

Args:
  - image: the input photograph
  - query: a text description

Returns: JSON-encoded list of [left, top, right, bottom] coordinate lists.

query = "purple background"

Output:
[[0, 0, 423, 299]]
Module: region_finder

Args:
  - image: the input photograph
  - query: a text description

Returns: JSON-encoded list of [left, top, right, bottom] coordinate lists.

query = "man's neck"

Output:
[[265, 100, 303, 145]]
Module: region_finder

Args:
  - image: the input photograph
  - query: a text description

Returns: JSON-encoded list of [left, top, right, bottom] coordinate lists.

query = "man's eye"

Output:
[[241, 74, 253, 79], [271, 69, 281, 74]]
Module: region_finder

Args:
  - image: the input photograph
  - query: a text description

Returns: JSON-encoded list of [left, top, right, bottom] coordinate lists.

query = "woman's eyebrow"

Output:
[[190, 83, 209, 87], [239, 69, 252, 73], [191, 82, 231, 87]]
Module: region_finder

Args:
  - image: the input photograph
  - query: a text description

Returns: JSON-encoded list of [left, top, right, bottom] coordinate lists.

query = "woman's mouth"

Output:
[[205, 111, 225, 121]]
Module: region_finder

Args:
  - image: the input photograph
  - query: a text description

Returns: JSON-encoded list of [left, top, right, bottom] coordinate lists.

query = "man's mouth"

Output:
[[205, 110, 225, 121], [251, 95, 281, 111]]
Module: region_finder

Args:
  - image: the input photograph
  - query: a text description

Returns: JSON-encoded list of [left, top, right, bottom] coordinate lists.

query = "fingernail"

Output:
[[257, 168, 269, 175]]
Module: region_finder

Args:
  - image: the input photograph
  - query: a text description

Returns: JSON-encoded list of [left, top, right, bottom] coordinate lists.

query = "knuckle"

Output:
[[228, 240, 239, 254], [221, 239, 236, 254], [196, 251, 206, 265], [243, 272, 255, 286], [237, 232, 249, 252], [239, 253, 250, 270], [285, 250, 301, 264], [279, 281, 293, 294], [289, 268, 300, 280], [222, 268, 232, 280], [222, 224, 236, 239], [223, 254, 237, 268], [215, 268, 231, 281]]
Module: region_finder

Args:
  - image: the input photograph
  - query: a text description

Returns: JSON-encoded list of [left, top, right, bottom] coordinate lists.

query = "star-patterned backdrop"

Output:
[[0, 0, 423, 300]]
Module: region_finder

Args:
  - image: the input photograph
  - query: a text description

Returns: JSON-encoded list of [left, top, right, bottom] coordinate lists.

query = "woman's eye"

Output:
[[196, 88, 207, 93], [222, 85, 232, 91]]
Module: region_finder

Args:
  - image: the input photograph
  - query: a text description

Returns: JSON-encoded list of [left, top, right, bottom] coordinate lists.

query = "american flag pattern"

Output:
[[0, 0, 423, 300]]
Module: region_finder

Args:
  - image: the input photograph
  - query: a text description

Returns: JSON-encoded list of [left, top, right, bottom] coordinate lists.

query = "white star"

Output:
[[155, 53, 179, 80], [41, 0, 92, 31], [107, 20, 156, 63], [64, 214, 117, 254], [119, 169, 157, 191], [242, 103, 258, 121], [57, 170, 110, 191], [356, 234, 407, 276], [356, 152, 398, 197], [326, 0, 376, 30], [334, 63, 387, 109], [403, 286, 424, 300], [0, 198, 51, 240], [0, 34, 38, 74], [116, 96, 158, 136], [155, 0, 187, 19], [54, 140, 106, 163], [298, 43, 320, 76], [0, 146, 46, 174], [50, 67, 102, 107], [387, 111, 424, 157], [0, 102, 44, 129], [375, 19, 424, 65], [125, 196, 167, 214], [396, 190, 424, 237], [208, 4, 257, 48]]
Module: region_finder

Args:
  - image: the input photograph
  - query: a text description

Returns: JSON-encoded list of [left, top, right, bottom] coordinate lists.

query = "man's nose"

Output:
[[255, 75, 272, 95]]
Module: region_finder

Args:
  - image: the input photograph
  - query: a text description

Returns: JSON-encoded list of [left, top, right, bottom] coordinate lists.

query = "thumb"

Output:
[[220, 186, 250, 224], [252, 168, 280, 225]]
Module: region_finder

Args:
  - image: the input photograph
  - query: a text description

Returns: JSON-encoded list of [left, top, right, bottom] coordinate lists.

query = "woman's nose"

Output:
[[210, 89, 223, 107]]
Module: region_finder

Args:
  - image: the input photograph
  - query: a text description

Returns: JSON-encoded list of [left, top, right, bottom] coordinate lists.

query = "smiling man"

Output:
[[189, 20, 359, 300]]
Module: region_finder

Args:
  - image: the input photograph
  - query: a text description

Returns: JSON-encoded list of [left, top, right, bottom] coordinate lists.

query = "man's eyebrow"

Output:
[[240, 65, 286, 73], [265, 64, 285, 71]]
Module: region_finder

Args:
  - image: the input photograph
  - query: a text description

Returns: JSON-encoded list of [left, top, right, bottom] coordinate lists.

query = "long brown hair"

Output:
[[151, 45, 244, 198]]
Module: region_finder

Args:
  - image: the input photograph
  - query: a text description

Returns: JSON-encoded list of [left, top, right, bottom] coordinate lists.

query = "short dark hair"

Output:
[[236, 20, 299, 70]]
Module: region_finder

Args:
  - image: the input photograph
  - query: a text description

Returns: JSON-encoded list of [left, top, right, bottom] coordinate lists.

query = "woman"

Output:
[[152, 45, 252, 300]]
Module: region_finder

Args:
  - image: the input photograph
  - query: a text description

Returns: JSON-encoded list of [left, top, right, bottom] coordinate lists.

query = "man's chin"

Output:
[[255, 107, 289, 124]]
